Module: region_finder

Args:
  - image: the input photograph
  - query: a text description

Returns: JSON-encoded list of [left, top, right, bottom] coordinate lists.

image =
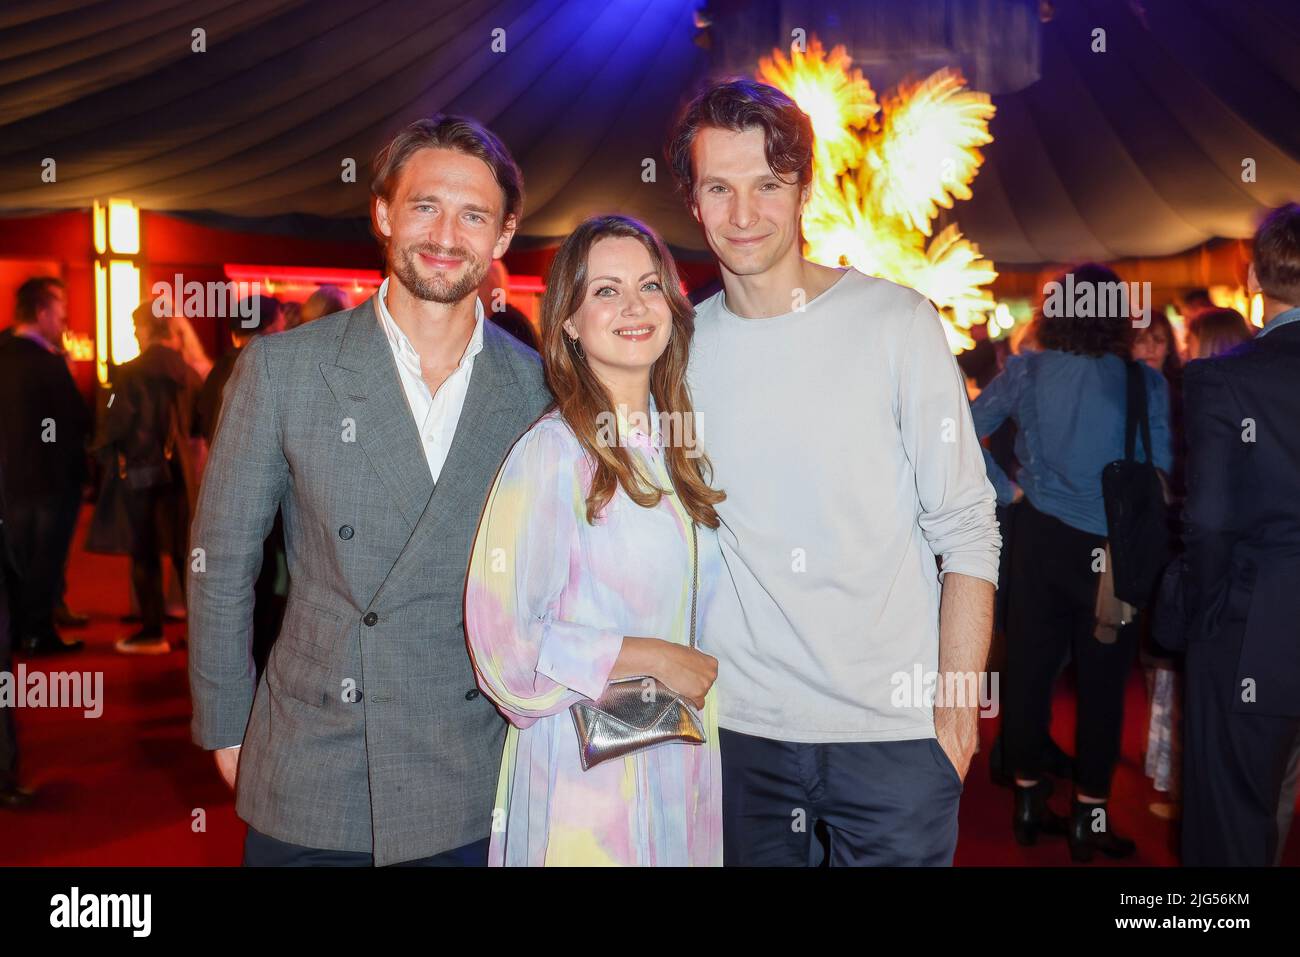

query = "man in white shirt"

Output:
[[374, 274, 484, 483], [189, 115, 551, 866], [671, 80, 1000, 865]]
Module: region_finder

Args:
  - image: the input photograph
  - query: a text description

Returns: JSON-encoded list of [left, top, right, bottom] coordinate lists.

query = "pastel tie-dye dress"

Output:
[[465, 406, 723, 866]]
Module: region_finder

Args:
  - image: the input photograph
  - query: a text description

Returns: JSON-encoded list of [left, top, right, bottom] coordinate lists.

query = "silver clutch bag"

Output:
[[569, 522, 704, 771]]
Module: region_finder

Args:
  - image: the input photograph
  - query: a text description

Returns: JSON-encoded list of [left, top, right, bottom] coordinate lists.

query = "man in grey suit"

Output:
[[189, 115, 551, 866]]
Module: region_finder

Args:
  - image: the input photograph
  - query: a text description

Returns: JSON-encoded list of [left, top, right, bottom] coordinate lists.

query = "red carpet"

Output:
[[2, 506, 1296, 866]]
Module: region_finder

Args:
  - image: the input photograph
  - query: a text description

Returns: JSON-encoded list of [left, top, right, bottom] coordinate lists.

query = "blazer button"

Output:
[[338, 525, 354, 540], [465, 689, 480, 701], [362, 612, 378, 627]]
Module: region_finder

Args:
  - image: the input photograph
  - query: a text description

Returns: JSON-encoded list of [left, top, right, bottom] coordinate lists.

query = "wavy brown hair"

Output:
[[1036, 263, 1132, 357], [539, 215, 725, 528], [666, 78, 814, 202]]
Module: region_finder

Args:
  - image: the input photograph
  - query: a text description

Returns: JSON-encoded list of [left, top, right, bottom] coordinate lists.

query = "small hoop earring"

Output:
[[568, 335, 586, 360]]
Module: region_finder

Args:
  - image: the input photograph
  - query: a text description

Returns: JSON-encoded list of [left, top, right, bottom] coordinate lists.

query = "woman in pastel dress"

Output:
[[465, 215, 726, 866]]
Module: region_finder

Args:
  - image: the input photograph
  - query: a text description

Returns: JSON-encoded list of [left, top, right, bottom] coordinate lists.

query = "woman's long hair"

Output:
[[170, 312, 213, 379], [539, 215, 724, 528]]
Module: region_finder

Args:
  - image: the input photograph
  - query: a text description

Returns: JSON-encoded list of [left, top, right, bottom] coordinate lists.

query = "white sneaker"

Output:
[[114, 634, 171, 656]]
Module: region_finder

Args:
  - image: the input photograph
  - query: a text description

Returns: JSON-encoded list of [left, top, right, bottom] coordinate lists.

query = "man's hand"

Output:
[[214, 746, 241, 790], [934, 705, 978, 781], [934, 571, 995, 782]]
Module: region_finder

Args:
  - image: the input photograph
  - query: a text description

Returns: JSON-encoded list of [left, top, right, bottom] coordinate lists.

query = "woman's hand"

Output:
[[610, 636, 718, 710]]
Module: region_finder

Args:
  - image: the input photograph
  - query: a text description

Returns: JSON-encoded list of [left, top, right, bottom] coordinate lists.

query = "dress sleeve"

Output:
[[465, 421, 625, 726]]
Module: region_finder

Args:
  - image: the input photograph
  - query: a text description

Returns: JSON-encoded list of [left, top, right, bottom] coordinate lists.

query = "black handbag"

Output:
[[85, 461, 133, 555], [1101, 361, 1171, 607], [120, 381, 182, 491]]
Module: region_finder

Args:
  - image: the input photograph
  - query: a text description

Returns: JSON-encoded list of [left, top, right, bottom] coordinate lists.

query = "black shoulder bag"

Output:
[[1101, 361, 1171, 607]]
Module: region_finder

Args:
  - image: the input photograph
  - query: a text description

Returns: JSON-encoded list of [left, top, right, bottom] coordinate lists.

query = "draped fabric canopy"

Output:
[[1, 0, 1297, 265]]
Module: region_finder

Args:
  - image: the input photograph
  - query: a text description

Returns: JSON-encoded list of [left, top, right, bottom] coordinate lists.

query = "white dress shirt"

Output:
[[375, 276, 485, 483]]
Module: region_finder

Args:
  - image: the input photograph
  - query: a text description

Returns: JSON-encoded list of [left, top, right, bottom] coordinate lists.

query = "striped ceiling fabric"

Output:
[[0, 0, 1297, 265]]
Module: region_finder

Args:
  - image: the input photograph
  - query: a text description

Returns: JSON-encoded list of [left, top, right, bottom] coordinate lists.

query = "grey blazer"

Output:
[[188, 297, 551, 865]]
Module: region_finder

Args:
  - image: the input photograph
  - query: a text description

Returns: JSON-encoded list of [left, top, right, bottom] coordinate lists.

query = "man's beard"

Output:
[[391, 242, 487, 304]]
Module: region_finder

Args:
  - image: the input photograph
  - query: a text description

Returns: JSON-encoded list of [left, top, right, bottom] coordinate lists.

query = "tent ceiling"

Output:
[[0, 0, 1296, 265]]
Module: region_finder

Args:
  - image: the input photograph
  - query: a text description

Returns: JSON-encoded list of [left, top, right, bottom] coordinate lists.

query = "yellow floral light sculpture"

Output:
[[759, 39, 998, 352]]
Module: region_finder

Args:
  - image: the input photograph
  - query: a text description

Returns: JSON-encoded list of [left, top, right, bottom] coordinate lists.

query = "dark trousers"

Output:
[[719, 728, 962, 866], [124, 484, 188, 635], [1003, 499, 1137, 798], [0, 533, 16, 786], [1183, 637, 1300, 866], [243, 827, 490, 867], [5, 488, 80, 642]]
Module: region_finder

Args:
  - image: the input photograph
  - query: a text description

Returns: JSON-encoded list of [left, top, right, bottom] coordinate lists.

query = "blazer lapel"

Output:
[[320, 297, 434, 533]]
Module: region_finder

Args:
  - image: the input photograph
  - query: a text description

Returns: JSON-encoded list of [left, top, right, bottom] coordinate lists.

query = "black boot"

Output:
[[1068, 799, 1136, 862], [18, 631, 84, 656], [1013, 779, 1068, 846]]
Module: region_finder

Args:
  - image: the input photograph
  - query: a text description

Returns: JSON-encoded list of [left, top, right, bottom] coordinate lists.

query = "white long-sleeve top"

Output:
[[687, 268, 1001, 742]]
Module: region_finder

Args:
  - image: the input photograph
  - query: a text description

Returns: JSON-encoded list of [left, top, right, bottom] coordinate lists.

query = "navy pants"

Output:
[[720, 728, 963, 866], [243, 827, 490, 867]]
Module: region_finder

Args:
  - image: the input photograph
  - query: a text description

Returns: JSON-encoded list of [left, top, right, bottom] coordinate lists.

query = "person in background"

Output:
[[0, 277, 89, 656], [973, 263, 1172, 862], [296, 285, 349, 328], [160, 311, 212, 618], [1131, 308, 1181, 379], [95, 304, 201, 655], [1181, 203, 1300, 866], [1129, 308, 1186, 823], [278, 301, 302, 333], [172, 313, 213, 381], [195, 296, 283, 444], [985, 307, 1074, 790], [19, 280, 91, 635], [1179, 288, 1214, 326], [1186, 306, 1252, 361], [477, 258, 539, 349], [0, 469, 35, 808]]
